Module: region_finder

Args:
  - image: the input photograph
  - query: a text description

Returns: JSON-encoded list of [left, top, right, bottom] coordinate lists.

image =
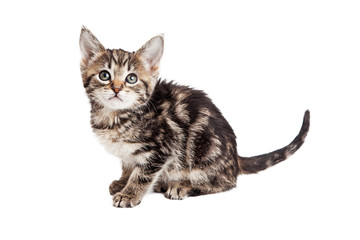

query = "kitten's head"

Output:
[[79, 27, 163, 110]]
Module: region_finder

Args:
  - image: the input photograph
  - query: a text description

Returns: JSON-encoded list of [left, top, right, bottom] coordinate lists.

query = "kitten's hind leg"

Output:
[[164, 181, 192, 200], [187, 174, 237, 197], [163, 173, 237, 199]]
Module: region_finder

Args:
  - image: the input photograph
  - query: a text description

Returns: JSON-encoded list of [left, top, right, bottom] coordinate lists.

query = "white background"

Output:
[[0, 0, 359, 239]]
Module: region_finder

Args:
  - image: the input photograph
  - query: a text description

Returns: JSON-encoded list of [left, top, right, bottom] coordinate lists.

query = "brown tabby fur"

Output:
[[79, 27, 310, 208]]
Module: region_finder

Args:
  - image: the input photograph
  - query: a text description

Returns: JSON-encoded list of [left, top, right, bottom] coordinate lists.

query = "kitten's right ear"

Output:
[[79, 26, 105, 66]]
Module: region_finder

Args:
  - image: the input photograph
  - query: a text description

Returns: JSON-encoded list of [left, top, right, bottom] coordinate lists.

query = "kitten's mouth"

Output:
[[109, 96, 122, 101]]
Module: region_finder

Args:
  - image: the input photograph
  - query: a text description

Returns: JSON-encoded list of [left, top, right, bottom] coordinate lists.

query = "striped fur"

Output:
[[79, 27, 310, 208]]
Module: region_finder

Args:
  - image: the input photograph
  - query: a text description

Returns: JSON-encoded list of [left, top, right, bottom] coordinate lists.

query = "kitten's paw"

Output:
[[112, 193, 141, 208], [109, 180, 125, 195], [164, 184, 190, 200]]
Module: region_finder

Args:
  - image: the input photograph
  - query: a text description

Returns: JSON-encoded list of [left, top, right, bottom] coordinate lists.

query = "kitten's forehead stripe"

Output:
[[107, 50, 112, 69], [123, 52, 130, 70], [122, 53, 129, 67]]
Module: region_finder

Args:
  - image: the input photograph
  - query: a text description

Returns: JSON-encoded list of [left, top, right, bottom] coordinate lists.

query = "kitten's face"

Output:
[[79, 27, 163, 110], [82, 50, 154, 110]]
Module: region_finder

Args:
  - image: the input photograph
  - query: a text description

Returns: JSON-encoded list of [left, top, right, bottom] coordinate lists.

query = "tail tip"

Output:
[[304, 110, 310, 127], [300, 109, 310, 140]]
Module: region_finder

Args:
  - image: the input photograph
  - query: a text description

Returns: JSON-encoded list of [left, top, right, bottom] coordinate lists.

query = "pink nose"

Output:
[[111, 82, 123, 94], [113, 87, 121, 94]]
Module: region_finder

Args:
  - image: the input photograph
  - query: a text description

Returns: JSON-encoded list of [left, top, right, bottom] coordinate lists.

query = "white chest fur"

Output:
[[95, 130, 147, 168]]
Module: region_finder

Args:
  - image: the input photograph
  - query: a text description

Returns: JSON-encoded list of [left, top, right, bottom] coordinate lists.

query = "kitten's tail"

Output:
[[237, 110, 310, 174]]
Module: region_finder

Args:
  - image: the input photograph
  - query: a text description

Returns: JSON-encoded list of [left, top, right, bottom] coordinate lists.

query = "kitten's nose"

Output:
[[111, 81, 123, 94], [112, 87, 121, 94]]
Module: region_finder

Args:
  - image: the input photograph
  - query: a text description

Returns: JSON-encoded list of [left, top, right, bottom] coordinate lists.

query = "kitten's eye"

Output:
[[125, 73, 138, 84], [99, 70, 111, 81]]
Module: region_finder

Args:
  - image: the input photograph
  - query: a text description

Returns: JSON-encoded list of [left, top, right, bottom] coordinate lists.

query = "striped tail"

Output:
[[238, 110, 310, 174]]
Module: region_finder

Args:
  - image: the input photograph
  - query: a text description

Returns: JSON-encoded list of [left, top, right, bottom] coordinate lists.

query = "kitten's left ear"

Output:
[[136, 34, 164, 76]]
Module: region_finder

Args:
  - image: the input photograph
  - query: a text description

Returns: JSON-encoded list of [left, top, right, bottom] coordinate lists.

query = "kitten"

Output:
[[79, 27, 310, 208]]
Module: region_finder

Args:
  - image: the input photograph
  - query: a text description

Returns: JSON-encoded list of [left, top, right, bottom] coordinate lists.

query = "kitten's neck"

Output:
[[90, 100, 152, 130]]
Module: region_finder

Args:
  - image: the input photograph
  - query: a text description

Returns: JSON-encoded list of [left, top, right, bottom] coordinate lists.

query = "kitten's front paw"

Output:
[[109, 180, 125, 195], [113, 193, 142, 208]]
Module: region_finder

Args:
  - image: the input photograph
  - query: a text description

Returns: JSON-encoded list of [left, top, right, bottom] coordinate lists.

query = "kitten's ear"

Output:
[[136, 34, 164, 76], [79, 26, 105, 66]]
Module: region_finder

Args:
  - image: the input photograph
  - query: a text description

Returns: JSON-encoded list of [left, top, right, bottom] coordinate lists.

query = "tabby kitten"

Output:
[[79, 27, 310, 208]]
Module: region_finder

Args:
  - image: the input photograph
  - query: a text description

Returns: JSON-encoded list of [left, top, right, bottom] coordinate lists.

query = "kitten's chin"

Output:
[[102, 97, 135, 110]]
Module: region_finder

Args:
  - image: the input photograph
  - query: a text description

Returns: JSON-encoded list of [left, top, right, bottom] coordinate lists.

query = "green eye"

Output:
[[99, 70, 111, 81], [126, 73, 138, 84]]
